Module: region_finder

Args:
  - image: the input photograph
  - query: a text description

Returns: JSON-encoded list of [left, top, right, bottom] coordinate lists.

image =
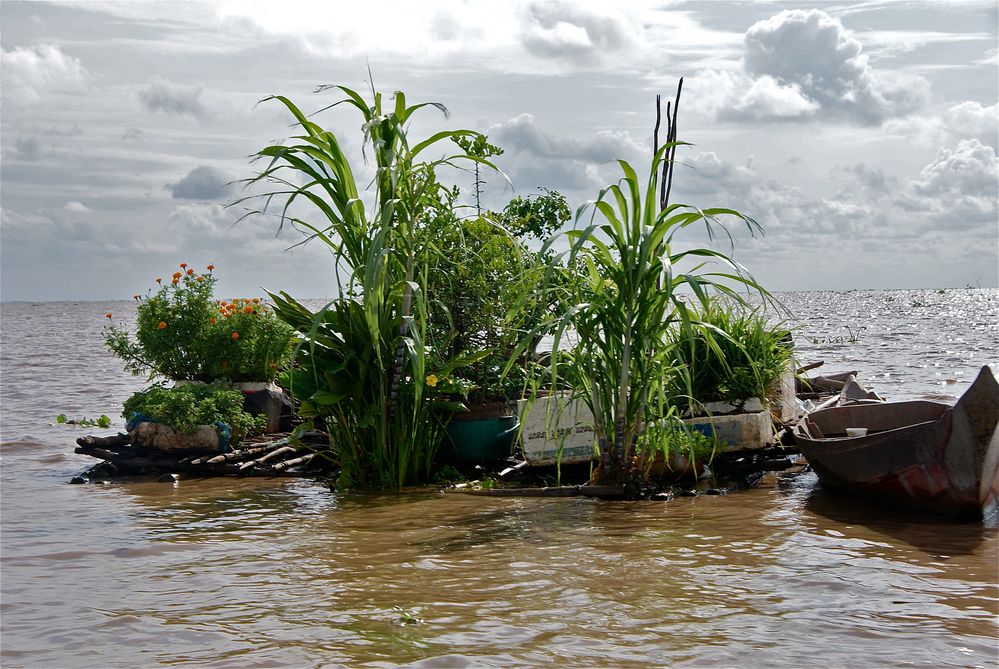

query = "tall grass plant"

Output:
[[236, 85, 492, 489]]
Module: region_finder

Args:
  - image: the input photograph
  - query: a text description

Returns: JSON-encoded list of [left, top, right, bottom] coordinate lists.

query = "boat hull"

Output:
[[794, 367, 999, 521]]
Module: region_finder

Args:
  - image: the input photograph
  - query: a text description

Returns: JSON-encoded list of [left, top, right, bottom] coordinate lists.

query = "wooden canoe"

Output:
[[793, 366, 999, 522]]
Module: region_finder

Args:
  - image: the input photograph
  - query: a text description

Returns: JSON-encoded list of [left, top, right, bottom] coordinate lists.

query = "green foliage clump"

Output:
[[669, 302, 793, 406], [423, 188, 571, 405], [103, 265, 294, 382], [499, 187, 571, 240], [527, 144, 770, 486], [123, 383, 266, 442]]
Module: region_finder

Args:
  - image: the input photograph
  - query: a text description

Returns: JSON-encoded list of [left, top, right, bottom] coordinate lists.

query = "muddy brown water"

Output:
[[2, 291, 997, 668]]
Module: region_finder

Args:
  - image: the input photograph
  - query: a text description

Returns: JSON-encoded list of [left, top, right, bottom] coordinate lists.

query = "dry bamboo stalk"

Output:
[[194, 440, 288, 465], [271, 453, 316, 471], [238, 445, 297, 470]]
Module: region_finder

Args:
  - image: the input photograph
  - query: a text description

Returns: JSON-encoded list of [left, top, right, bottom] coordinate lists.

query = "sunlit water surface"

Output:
[[2, 290, 997, 668]]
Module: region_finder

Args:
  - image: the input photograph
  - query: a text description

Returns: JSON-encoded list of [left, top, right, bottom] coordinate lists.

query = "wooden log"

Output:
[[271, 453, 316, 471], [797, 361, 824, 374], [76, 433, 130, 449], [238, 445, 297, 470], [74, 446, 120, 461], [445, 484, 627, 498]]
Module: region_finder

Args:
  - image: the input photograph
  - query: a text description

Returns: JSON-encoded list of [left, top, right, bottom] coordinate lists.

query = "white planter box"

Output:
[[683, 410, 773, 452], [517, 393, 597, 466]]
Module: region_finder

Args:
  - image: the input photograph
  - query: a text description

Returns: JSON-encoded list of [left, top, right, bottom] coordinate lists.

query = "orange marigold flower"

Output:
[[252, 298, 260, 303], [132, 294, 140, 301], [105, 313, 113, 319], [196, 275, 204, 282], [244, 305, 254, 313], [158, 321, 167, 330], [207, 264, 214, 271], [156, 278, 162, 284], [172, 278, 179, 285], [180, 263, 188, 269], [172, 272, 182, 279], [231, 331, 240, 340], [209, 318, 217, 324], [186, 269, 194, 276]]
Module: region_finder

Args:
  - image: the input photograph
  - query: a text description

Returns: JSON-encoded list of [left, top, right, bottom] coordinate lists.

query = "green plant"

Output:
[[668, 301, 793, 408], [423, 189, 571, 406], [122, 383, 267, 443], [238, 84, 494, 489], [103, 265, 294, 382], [453, 133, 504, 216], [55, 414, 112, 428], [499, 187, 571, 240], [204, 298, 296, 381], [528, 143, 769, 487]]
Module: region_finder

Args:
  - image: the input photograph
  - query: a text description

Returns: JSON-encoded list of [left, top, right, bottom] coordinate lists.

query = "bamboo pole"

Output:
[[238, 446, 297, 470]]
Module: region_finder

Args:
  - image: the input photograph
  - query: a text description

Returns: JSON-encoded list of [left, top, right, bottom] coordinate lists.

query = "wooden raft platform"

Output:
[[73, 431, 332, 482]]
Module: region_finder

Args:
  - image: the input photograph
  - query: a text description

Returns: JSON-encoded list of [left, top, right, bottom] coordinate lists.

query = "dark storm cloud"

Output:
[[138, 76, 209, 119], [491, 113, 640, 163], [11, 136, 43, 161], [169, 166, 231, 200]]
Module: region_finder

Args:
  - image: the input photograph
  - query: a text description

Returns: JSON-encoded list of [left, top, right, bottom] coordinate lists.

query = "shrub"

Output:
[[104, 265, 294, 382], [123, 383, 267, 443]]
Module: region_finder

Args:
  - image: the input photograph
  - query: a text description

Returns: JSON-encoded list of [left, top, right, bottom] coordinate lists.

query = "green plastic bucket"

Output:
[[442, 416, 518, 463]]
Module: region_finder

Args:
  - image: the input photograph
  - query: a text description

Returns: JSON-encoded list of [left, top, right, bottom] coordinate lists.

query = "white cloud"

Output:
[[944, 101, 999, 144], [729, 75, 819, 120], [884, 101, 999, 149], [64, 201, 91, 213], [909, 139, 998, 225], [138, 76, 209, 119], [697, 9, 929, 125], [1, 43, 90, 102], [518, 2, 640, 64]]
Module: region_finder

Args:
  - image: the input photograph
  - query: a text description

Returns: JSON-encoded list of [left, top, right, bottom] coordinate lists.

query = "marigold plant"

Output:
[[104, 264, 295, 382]]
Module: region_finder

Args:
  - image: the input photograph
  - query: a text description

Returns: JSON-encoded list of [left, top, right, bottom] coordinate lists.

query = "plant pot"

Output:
[[647, 451, 705, 481], [449, 401, 515, 421], [441, 415, 518, 464], [682, 409, 773, 452], [129, 422, 228, 452], [235, 383, 292, 433], [516, 393, 597, 466]]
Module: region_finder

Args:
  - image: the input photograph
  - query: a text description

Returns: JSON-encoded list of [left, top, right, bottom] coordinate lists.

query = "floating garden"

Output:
[[78, 81, 798, 496]]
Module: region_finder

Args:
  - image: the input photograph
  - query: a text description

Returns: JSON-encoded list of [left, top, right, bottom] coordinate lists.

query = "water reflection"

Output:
[[2, 296, 998, 668]]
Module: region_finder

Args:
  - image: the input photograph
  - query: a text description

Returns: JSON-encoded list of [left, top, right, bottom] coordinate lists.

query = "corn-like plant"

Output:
[[234, 85, 492, 489], [534, 143, 769, 488]]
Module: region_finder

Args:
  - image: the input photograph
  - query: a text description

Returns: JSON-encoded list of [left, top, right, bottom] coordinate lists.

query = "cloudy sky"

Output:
[[2, 0, 996, 301]]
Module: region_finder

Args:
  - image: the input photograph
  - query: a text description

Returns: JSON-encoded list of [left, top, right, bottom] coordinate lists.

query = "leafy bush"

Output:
[[104, 265, 294, 382], [669, 301, 793, 407], [123, 383, 267, 442], [424, 189, 571, 405]]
